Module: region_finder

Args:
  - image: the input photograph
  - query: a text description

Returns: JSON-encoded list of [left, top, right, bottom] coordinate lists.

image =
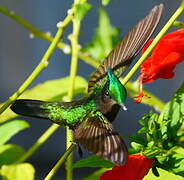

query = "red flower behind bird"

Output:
[[135, 29, 184, 103], [100, 154, 154, 180]]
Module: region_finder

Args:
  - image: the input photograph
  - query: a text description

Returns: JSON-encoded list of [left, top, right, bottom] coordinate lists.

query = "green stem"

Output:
[[0, 6, 99, 67], [17, 124, 60, 163], [66, 2, 81, 180], [173, 20, 184, 29], [0, 13, 73, 115], [78, 51, 100, 67], [0, 6, 164, 112], [1, 1, 175, 167], [44, 144, 76, 180], [2, 10, 73, 164], [122, 0, 184, 85], [0, 6, 55, 44]]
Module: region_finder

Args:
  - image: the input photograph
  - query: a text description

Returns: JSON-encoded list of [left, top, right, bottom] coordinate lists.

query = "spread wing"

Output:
[[73, 115, 128, 165], [88, 4, 163, 92]]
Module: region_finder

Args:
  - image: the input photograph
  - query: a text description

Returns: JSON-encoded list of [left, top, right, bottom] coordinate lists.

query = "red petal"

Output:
[[153, 52, 181, 80], [140, 29, 184, 84], [100, 154, 154, 180]]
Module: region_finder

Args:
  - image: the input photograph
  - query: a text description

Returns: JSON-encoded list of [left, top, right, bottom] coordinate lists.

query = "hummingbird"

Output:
[[10, 4, 163, 165]]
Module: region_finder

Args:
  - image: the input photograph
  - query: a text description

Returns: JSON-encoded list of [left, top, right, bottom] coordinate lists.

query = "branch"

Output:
[[17, 124, 60, 163], [44, 144, 76, 180], [0, 6, 99, 67], [0, 10, 73, 115], [122, 1, 184, 85], [65, 1, 83, 179]]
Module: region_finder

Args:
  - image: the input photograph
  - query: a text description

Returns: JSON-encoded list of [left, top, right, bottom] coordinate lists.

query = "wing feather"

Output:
[[88, 4, 163, 92], [73, 116, 128, 165]]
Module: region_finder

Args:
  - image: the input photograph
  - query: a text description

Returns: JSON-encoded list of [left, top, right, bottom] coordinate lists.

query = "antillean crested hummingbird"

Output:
[[10, 4, 163, 165]]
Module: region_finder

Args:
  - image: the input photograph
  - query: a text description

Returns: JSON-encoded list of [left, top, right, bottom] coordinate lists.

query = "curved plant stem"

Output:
[[65, 1, 81, 179], [0, 9, 73, 164], [0, 5, 165, 113], [122, 0, 184, 85], [2, 1, 180, 171], [173, 20, 184, 29], [0, 6, 99, 68], [44, 144, 76, 180], [0, 13, 73, 115], [0, 6, 57, 46], [17, 124, 60, 163]]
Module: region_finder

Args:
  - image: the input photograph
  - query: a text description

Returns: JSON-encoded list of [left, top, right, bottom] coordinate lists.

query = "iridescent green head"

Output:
[[107, 69, 127, 110]]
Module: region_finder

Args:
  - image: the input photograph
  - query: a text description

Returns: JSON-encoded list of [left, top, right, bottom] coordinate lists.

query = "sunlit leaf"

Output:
[[82, 8, 120, 61], [154, 85, 184, 176], [0, 76, 87, 123], [0, 163, 35, 180], [144, 168, 184, 180], [0, 120, 29, 145], [73, 155, 114, 168], [162, 83, 184, 140], [130, 83, 184, 176], [157, 147, 184, 176], [131, 142, 144, 152], [0, 144, 25, 167]]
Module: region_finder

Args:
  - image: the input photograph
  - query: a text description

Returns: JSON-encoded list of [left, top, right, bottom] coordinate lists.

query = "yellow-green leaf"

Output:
[[0, 120, 29, 145], [0, 76, 87, 123], [73, 155, 114, 169], [82, 168, 109, 180], [0, 144, 25, 167], [144, 168, 184, 180], [0, 163, 35, 180]]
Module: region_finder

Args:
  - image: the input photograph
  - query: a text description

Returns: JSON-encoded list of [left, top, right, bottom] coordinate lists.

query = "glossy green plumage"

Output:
[[107, 69, 127, 105], [10, 4, 163, 165], [39, 100, 99, 126]]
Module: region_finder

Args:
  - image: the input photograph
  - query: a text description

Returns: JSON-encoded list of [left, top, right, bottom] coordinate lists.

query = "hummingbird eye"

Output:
[[104, 90, 111, 98]]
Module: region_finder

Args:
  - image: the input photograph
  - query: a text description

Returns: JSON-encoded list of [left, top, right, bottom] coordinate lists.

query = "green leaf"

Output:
[[83, 8, 120, 61], [128, 134, 147, 146], [131, 142, 144, 152], [144, 168, 184, 180], [0, 120, 29, 145], [73, 155, 114, 168], [157, 147, 184, 176], [82, 168, 109, 180], [0, 163, 35, 180], [0, 144, 25, 167], [75, 2, 91, 20], [162, 83, 184, 140], [0, 76, 87, 123], [172, 153, 184, 176], [130, 83, 184, 176], [101, 0, 111, 6]]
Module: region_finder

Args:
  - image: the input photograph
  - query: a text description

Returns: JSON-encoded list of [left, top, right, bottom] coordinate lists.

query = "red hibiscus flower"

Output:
[[135, 29, 184, 103], [100, 154, 154, 180]]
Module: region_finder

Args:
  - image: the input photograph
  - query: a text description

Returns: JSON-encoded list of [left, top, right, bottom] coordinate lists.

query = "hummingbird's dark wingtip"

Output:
[[10, 99, 23, 113], [10, 99, 32, 116], [10, 99, 45, 118]]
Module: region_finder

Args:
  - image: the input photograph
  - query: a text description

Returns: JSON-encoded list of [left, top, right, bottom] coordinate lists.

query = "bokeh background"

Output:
[[0, 0, 183, 179]]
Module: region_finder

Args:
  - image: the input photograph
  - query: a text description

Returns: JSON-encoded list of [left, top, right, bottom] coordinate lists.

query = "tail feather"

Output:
[[10, 99, 49, 119]]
